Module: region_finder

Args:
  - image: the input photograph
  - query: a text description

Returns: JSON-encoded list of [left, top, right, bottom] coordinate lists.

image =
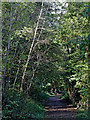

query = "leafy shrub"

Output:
[[61, 91, 72, 104], [76, 109, 90, 119], [76, 112, 88, 119], [30, 88, 49, 103], [3, 90, 45, 119]]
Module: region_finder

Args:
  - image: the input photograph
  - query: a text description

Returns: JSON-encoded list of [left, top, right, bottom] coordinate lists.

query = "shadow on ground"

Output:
[[44, 94, 77, 119]]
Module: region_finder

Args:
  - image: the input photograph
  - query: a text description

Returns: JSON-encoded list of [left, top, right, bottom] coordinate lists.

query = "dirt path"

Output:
[[44, 94, 77, 119]]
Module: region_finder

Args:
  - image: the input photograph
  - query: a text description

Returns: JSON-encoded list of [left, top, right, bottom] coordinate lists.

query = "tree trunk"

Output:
[[20, 2, 44, 93]]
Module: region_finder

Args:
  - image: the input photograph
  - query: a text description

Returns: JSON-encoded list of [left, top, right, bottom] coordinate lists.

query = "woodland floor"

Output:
[[43, 94, 78, 120]]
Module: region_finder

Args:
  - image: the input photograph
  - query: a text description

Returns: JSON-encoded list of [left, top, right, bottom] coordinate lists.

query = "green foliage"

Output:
[[2, 2, 89, 119], [61, 91, 72, 104], [76, 110, 89, 119], [58, 2, 89, 110], [30, 87, 49, 103], [3, 90, 45, 119]]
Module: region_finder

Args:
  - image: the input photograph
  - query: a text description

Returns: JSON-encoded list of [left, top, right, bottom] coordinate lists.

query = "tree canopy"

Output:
[[2, 2, 89, 119]]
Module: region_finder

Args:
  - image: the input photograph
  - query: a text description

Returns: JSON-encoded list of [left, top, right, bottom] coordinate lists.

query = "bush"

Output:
[[61, 91, 72, 104], [3, 90, 45, 119], [76, 112, 88, 119], [30, 88, 49, 103]]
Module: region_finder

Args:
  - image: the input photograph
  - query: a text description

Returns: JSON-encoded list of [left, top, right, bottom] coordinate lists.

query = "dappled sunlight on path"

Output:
[[44, 94, 77, 119]]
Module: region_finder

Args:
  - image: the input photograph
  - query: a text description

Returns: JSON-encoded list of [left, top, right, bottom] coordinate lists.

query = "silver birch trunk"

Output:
[[20, 2, 44, 92]]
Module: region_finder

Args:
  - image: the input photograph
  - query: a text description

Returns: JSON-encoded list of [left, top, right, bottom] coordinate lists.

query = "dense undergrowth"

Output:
[[60, 91, 72, 104], [76, 109, 90, 119], [3, 89, 49, 119], [61, 91, 90, 119]]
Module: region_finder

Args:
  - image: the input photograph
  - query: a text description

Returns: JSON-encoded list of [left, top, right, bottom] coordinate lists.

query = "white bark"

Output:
[[20, 2, 44, 92], [13, 59, 21, 87]]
